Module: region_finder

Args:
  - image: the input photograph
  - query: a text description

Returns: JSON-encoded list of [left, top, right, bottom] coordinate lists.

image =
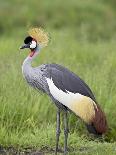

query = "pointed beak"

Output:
[[20, 44, 30, 49]]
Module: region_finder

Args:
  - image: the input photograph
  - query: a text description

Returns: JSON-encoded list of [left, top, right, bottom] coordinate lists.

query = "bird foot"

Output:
[[55, 147, 64, 154]]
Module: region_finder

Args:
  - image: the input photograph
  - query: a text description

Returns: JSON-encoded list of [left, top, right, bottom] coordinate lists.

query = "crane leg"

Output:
[[64, 111, 69, 155], [55, 108, 61, 155]]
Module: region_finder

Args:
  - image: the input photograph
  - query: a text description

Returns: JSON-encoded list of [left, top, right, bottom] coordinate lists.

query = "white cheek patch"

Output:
[[30, 41, 36, 49]]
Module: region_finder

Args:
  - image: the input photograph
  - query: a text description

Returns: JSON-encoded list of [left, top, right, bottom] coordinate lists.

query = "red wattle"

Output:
[[29, 51, 35, 57]]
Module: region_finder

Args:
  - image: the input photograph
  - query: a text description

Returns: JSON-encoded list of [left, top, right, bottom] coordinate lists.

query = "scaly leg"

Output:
[[64, 111, 69, 155], [55, 108, 61, 155]]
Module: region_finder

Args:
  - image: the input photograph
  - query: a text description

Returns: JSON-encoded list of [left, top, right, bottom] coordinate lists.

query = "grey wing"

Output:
[[46, 63, 96, 102]]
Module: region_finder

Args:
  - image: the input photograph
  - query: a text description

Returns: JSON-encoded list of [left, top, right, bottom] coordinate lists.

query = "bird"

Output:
[[20, 28, 108, 155]]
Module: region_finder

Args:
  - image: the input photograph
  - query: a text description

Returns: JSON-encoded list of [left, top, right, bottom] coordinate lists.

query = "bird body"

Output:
[[22, 59, 107, 135], [20, 28, 108, 154]]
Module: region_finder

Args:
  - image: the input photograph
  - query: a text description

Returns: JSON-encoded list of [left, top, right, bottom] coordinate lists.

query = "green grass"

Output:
[[0, 0, 116, 154], [0, 30, 116, 154]]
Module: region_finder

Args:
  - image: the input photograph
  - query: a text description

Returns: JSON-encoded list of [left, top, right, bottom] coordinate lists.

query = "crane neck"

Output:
[[22, 47, 40, 74], [23, 52, 39, 65], [23, 46, 40, 66]]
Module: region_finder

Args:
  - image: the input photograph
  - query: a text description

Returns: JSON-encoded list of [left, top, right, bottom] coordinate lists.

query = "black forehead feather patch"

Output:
[[24, 36, 33, 44]]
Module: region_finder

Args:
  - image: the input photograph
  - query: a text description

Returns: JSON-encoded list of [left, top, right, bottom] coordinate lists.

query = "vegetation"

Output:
[[0, 0, 116, 154]]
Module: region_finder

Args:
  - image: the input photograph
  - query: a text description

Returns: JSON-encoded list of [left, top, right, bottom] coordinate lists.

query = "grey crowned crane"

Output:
[[20, 28, 108, 155]]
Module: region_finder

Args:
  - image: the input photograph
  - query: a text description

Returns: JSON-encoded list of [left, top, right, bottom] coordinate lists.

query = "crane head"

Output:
[[20, 36, 39, 57], [20, 27, 49, 57], [20, 36, 37, 50]]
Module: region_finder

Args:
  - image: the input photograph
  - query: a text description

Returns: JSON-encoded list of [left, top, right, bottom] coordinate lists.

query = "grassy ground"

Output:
[[0, 31, 116, 154], [0, 0, 116, 154]]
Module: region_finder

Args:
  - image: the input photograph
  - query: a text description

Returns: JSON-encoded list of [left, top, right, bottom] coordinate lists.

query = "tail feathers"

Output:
[[86, 124, 99, 135], [86, 124, 104, 138], [86, 104, 108, 135]]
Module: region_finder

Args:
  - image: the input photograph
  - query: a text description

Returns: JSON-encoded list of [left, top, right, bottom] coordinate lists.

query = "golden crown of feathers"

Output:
[[28, 28, 49, 47]]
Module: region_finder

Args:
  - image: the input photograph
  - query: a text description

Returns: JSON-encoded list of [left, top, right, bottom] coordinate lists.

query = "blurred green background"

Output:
[[0, 0, 116, 40], [0, 0, 116, 154]]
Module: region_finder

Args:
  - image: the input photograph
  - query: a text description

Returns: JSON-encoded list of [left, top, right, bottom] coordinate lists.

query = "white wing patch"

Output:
[[46, 78, 84, 108]]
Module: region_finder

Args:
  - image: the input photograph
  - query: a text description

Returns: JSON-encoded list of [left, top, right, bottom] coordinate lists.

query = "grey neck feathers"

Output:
[[22, 46, 40, 76]]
